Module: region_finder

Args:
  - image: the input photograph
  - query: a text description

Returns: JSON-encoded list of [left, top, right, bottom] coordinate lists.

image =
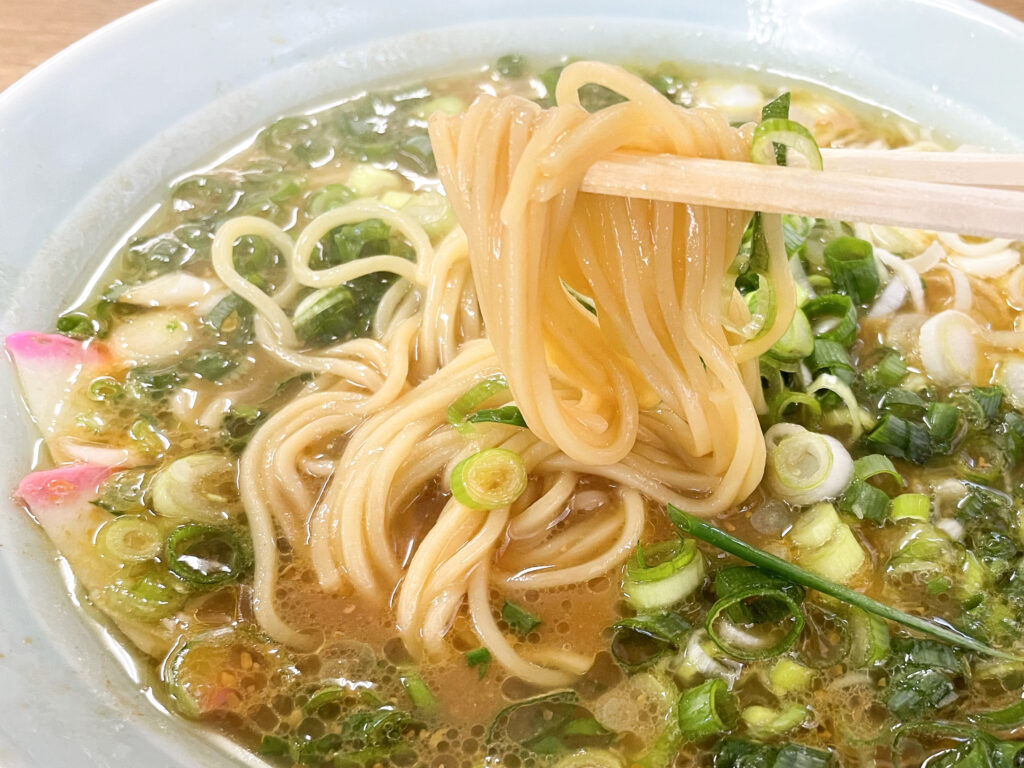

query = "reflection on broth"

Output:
[[8, 56, 1024, 768]]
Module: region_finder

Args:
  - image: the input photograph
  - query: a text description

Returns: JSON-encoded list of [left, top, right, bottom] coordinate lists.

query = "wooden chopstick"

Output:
[[580, 152, 1024, 240], [821, 149, 1024, 190]]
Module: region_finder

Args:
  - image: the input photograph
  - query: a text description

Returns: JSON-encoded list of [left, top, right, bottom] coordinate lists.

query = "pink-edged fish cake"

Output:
[[15, 463, 173, 657], [5, 332, 114, 440]]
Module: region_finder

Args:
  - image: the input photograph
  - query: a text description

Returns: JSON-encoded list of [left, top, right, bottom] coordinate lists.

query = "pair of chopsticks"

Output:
[[580, 150, 1024, 240]]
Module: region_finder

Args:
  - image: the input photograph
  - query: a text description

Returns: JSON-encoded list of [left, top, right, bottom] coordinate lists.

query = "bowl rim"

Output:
[[3, 0, 1023, 105]]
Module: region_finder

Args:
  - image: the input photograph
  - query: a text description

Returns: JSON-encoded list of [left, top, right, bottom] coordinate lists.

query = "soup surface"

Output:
[[8, 57, 1024, 768]]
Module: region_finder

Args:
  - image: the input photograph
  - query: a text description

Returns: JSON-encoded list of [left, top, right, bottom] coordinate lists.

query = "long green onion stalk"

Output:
[[667, 505, 1019, 661]]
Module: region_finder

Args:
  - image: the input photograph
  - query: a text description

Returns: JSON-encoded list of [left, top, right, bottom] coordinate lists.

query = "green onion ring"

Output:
[[705, 585, 805, 661]]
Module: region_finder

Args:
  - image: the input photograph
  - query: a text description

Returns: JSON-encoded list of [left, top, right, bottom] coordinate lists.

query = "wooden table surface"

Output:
[[1, 0, 1023, 92]]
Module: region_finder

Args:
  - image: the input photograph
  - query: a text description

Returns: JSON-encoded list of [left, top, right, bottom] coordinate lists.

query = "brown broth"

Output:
[[26, 56, 1024, 768]]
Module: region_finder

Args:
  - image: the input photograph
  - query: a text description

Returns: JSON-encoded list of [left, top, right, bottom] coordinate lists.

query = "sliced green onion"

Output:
[[206, 292, 252, 331], [788, 502, 865, 584], [88, 376, 124, 402], [104, 570, 185, 621], [807, 339, 854, 378], [799, 523, 865, 583], [97, 515, 163, 562], [823, 236, 880, 305], [768, 390, 822, 427], [760, 93, 791, 164], [465, 647, 492, 679], [751, 118, 823, 170], [807, 274, 834, 293], [733, 219, 756, 280], [92, 467, 150, 516], [293, 285, 358, 346], [1000, 411, 1024, 462], [865, 414, 932, 464], [346, 165, 401, 197], [801, 219, 851, 267], [266, 173, 305, 203], [970, 697, 1024, 729], [878, 388, 929, 419], [714, 738, 834, 768], [852, 454, 904, 486], [706, 585, 805, 661], [926, 402, 960, 454], [188, 349, 239, 381], [956, 434, 1009, 485], [890, 493, 931, 521], [446, 375, 509, 432], [863, 350, 909, 390], [839, 454, 902, 522], [848, 608, 890, 668], [151, 452, 241, 524], [164, 631, 281, 720], [885, 667, 957, 719], [561, 279, 598, 316], [230, 234, 279, 274], [838, 480, 890, 523], [57, 312, 101, 340], [764, 424, 853, 506], [969, 386, 1004, 424], [396, 132, 437, 175], [787, 502, 839, 549], [667, 505, 1019, 661], [129, 417, 168, 456], [802, 294, 858, 347], [466, 405, 528, 429], [306, 183, 356, 217], [393, 191, 456, 240], [767, 658, 815, 695], [487, 690, 604, 754], [125, 368, 182, 399], [623, 538, 705, 612], [789, 249, 815, 296], [303, 686, 350, 714], [309, 216, 399, 270], [501, 599, 541, 635], [610, 612, 691, 670], [162, 638, 204, 719], [675, 630, 742, 688], [806, 373, 866, 439], [494, 54, 526, 79], [877, 351, 909, 385], [761, 92, 791, 121], [164, 524, 252, 587], [740, 703, 808, 739], [220, 404, 267, 454], [957, 551, 987, 603], [676, 679, 739, 740], [451, 448, 527, 510], [886, 523, 958, 579], [400, 669, 438, 712], [766, 308, 814, 363], [714, 566, 806, 624], [891, 722, 1024, 768], [741, 275, 778, 341]]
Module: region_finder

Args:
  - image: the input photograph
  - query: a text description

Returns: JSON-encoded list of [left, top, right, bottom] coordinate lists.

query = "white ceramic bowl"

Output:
[[1, 1, 1022, 765]]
